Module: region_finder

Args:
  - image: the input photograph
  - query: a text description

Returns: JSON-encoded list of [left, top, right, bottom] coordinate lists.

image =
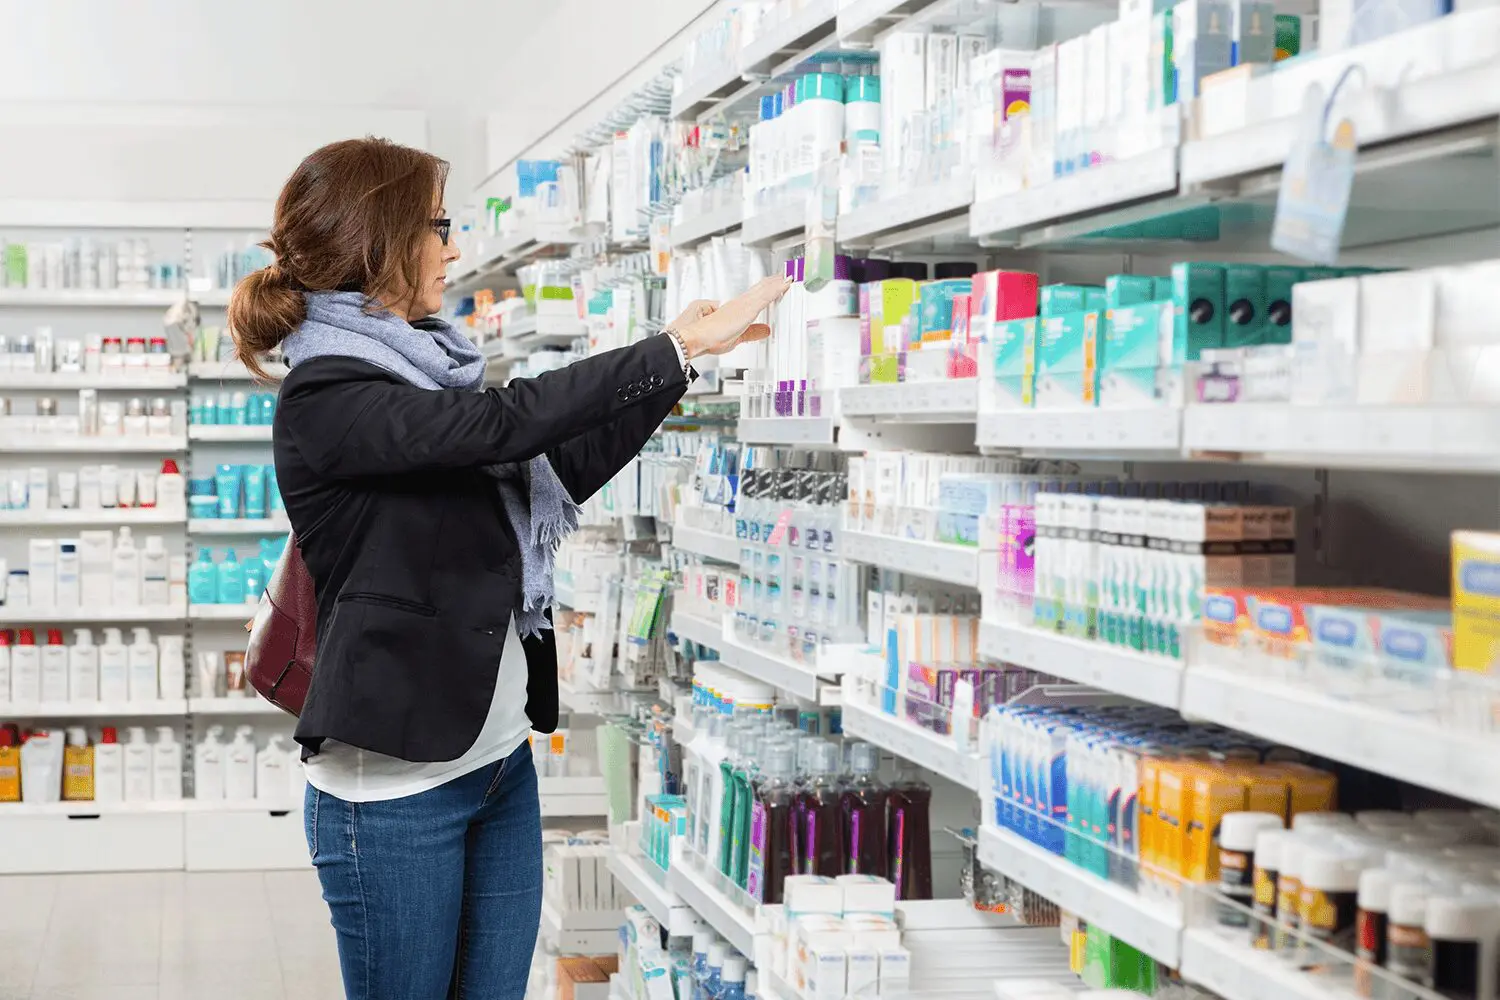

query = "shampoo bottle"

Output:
[[225, 725, 256, 800], [195, 725, 226, 800], [152, 726, 182, 800], [10, 628, 40, 703], [216, 549, 245, 605], [141, 536, 169, 606], [127, 628, 158, 701], [157, 635, 185, 701], [61, 726, 94, 801], [244, 465, 267, 520], [256, 734, 289, 804], [40, 629, 69, 703], [122, 725, 153, 801], [69, 629, 100, 703], [97, 627, 128, 702], [93, 726, 124, 802], [112, 527, 141, 606], [188, 547, 218, 605], [20, 729, 62, 803]]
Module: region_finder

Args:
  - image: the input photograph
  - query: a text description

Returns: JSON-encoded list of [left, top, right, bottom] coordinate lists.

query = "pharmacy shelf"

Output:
[[670, 610, 725, 650], [976, 824, 1183, 966], [712, 631, 834, 702], [0, 507, 185, 528], [188, 425, 272, 443], [557, 681, 623, 716], [977, 623, 1186, 709], [0, 288, 197, 308], [608, 849, 699, 937], [976, 408, 1183, 455], [670, 203, 743, 249], [0, 435, 187, 454], [0, 603, 187, 625], [189, 360, 287, 381], [447, 222, 582, 289], [835, 0, 945, 43], [187, 696, 284, 716], [0, 371, 186, 390], [671, 521, 741, 563], [741, 201, 806, 248], [666, 859, 759, 956], [188, 516, 290, 535], [839, 380, 978, 423], [0, 698, 188, 719], [841, 698, 979, 790], [842, 530, 980, 589], [1178, 928, 1352, 1000], [554, 579, 602, 615], [969, 146, 1179, 244], [539, 901, 624, 956], [1184, 403, 1500, 472], [671, 64, 750, 122], [836, 173, 973, 247], [188, 604, 256, 622], [737, 0, 839, 77], [1180, 664, 1500, 812], [537, 775, 610, 818], [737, 416, 836, 447], [0, 799, 295, 817]]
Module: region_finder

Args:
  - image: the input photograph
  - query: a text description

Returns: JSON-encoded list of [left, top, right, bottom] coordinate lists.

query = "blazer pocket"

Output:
[[338, 592, 438, 617]]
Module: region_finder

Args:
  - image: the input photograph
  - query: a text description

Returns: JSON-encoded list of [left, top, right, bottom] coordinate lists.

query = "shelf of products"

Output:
[[0, 435, 188, 454], [836, 173, 974, 248], [977, 622, 1187, 709], [670, 610, 724, 650], [0, 603, 187, 625], [0, 371, 186, 390], [606, 848, 698, 937], [187, 516, 290, 535], [969, 146, 1179, 242], [670, 522, 741, 564], [554, 579, 602, 615], [710, 630, 833, 702], [0, 699, 189, 719], [0, 507, 184, 527], [536, 775, 610, 819], [840, 697, 979, 790], [736, 416, 836, 447], [740, 202, 806, 248], [0, 288, 198, 308], [539, 901, 625, 956], [669, 204, 743, 249], [187, 696, 283, 716], [842, 530, 980, 589], [188, 360, 287, 381], [975, 408, 1184, 455], [188, 425, 273, 443], [839, 380, 978, 423], [665, 858, 759, 956]]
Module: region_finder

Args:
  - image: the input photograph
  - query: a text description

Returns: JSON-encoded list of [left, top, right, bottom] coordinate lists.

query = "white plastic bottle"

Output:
[[10, 628, 40, 704], [69, 629, 99, 702], [112, 527, 141, 607], [152, 727, 182, 801], [194, 725, 226, 800], [157, 634, 185, 701], [127, 627, 158, 701], [122, 726, 153, 801], [98, 627, 129, 702], [93, 726, 124, 802], [256, 734, 290, 804], [225, 725, 256, 801], [40, 629, 69, 703], [141, 536, 169, 606], [157, 459, 186, 515]]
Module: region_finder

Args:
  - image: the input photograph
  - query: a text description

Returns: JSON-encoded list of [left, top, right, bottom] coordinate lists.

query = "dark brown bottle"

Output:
[[839, 741, 888, 876], [796, 741, 845, 877], [888, 773, 933, 900], [746, 743, 796, 905]]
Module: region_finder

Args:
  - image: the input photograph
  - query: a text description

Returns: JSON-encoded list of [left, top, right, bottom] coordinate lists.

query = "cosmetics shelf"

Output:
[[537, 775, 610, 818], [737, 0, 840, 79], [188, 425, 272, 443], [737, 416, 838, 447], [449, 221, 583, 290], [0, 698, 189, 719], [607, 847, 699, 937], [975, 824, 1184, 966], [670, 521, 742, 564], [840, 697, 980, 790], [0, 371, 186, 391], [666, 856, 760, 955], [187, 603, 256, 622], [670, 609, 725, 651], [187, 696, 283, 716], [540, 900, 626, 956], [187, 516, 290, 536], [189, 360, 287, 381], [0, 602, 187, 625], [0, 434, 188, 454], [976, 407, 1184, 456], [1183, 403, 1500, 473], [839, 380, 979, 423], [836, 172, 974, 250], [669, 203, 744, 250], [741, 201, 808, 248], [712, 630, 838, 702], [842, 530, 981, 589], [0, 288, 198, 309], [1177, 927, 1359, 1000], [0, 507, 185, 527], [1180, 663, 1500, 812], [977, 622, 1187, 709]]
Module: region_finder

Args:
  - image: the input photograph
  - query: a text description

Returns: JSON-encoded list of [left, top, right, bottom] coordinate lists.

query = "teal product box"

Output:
[[990, 317, 1037, 408], [1040, 284, 1098, 319], [1263, 266, 1302, 344], [1222, 264, 1266, 348], [1100, 301, 1174, 408], [1106, 275, 1159, 310], [1152, 276, 1174, 301], [1084, 287, 1107, 313], [1034, 311, 1100, 408], [1171, 262, 1226, 362], [1231, 0, 1277, 65], [1173, 0, 1234, 100], [918, 279, 971, 343]]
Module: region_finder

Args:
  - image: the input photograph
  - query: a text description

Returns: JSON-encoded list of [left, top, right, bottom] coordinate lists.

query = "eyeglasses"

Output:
[[431, 218, 452, 246]]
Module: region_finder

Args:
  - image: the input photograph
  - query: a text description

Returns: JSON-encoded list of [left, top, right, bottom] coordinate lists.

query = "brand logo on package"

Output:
[[1203, 595, 1238, 624], [1461, 560, 1500, 597], [1316, 617, 1357, 646], [1382, 628, 1427, 660], [1255, 605, 1294, 635]]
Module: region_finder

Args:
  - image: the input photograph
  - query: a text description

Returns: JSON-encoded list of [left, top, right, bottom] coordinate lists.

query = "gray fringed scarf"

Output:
[[282, 291, 578, 638]]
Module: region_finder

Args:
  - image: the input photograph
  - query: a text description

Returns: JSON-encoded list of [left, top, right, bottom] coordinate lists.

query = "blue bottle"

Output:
[[702, 942, 727, 1000], [243, 558, 265, 601], [266, 464, 284, 513], [717, 956, 747, 1000], [216, 549, 245, 605], [188, 548, 219, 605], [689, 931, 714, 1000]]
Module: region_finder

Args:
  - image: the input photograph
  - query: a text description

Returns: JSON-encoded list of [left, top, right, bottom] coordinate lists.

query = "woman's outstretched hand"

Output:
[[673, 276, 793, 359]]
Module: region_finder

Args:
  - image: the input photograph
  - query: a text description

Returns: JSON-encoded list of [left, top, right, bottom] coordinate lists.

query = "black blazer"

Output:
[[272, 334, 689, 761]]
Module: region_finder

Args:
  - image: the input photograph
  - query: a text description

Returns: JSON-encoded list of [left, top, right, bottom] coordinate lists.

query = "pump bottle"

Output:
[[94, 727, 124, 802], [69, 628, 99, 702], [98, 627, 128, 702], [40, 629, 69, 702], [127, 628, 158, 701], [195, 725, 226, 800], [112, 527, 141, 606], [10, 629, 40, 703], [152, 727, 182, 800], [122, 726, 153, 801], [225, 725, 256, 800]]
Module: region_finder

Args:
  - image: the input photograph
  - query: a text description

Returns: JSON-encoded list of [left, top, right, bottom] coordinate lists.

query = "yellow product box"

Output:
[[1137, 756, 1167, 882], [1153, 760, 1201, 886], [1185, 769, 1247, 884], [1453, 530, 1500, 672], [1261, 762, 1337, 821]]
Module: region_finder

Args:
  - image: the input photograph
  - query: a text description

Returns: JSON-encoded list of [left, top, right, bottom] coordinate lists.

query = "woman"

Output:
[[228, 137, 788, 1000]]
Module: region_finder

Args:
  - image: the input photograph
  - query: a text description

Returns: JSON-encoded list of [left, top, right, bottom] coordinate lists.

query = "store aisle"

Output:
[[0, 870, 344, 1000]]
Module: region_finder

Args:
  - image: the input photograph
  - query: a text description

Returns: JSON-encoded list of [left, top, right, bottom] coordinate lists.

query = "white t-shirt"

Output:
[[304, 622, 533, 802]]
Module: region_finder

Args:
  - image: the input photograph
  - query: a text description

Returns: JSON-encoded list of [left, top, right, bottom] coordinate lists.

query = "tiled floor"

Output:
[[0, 870, 345, 1000]]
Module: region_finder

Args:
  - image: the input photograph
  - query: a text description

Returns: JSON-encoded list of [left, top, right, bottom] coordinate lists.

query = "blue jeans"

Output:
[[305, 741, 543, 1000]]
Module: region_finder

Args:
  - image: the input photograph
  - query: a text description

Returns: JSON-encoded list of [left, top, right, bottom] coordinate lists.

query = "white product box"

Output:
[[1290, 277, 1360, 404], [1435, 261, 1500, 347], [1357, 270, 1437, 403], [879, 946, 912, 993], [784, 874, 843, 917], [847, 948, 880, 997], [836, 874, 897, 917], [807, 946, 847, 1000], [28, 538, 57, 608]]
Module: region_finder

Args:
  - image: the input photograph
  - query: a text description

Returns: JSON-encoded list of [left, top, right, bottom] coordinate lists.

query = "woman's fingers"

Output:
[[678, 277, 792, 356]]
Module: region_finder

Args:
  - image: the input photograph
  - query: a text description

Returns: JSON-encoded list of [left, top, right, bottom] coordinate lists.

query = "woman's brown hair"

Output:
[[228, 137, 450, 379]]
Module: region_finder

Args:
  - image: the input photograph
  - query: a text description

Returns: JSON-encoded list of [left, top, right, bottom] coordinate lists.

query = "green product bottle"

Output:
[[729, 732, 763, 888], [717, 726, 744, 878]]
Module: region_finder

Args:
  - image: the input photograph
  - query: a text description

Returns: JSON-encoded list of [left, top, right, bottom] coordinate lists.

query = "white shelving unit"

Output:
[[0, 698, 189, 718], [0, 507, 185, 527], [976, 407, 1184, 455], [188, 516, 290, 535], [0, 371, 186, 390], [607, 848, 699, 937], [840, 698, 980, 790], [187, 696, 283, 716], [189, 360, 287, 381], [841, 530, 981, 589], [0, 602, 188, 625], [0, 435, 187, 454], [669, 204, 743, 249], [671, 522, 741, 564], [736, 416, 837, 447], [0, 288, 202, 308], [665, 858, 759, 956], [540, 901, 625, 955], [839, 380, 979, 423], [188, 425, 273, 443], [977, 622, 1187, 709], [537, 775, 610, 818], [670, 609, 725, 650], [188, 603, 256, 621]]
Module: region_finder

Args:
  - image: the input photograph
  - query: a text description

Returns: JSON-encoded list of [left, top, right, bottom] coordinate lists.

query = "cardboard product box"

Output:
[[1100, 301, 1173, 407], [1035, 311, 1101, 408], [1453, 530, 1500, 673], [1222, 264, 1267, 348], [1171, 262, 1226, 362]]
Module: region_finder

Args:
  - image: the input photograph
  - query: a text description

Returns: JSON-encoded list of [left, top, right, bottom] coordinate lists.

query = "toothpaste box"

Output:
[[1100, 301, 1173, 407], [990, 316, 1038, 408], [1035, 311, 1101, 408]]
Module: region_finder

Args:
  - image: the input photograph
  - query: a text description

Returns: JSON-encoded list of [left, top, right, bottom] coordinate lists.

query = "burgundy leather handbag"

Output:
[[245, 532, 317, 716]]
